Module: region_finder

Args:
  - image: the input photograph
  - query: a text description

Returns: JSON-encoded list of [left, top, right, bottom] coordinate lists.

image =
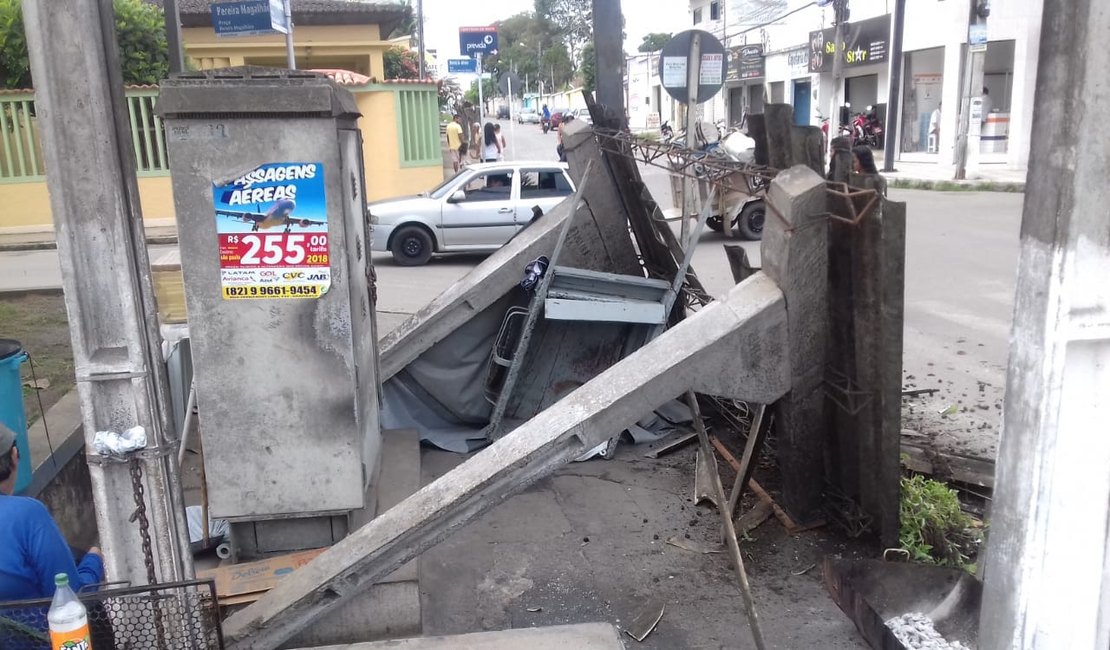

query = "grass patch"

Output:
[[889, 178, 1024, 193], [898, 473, 982, 570], [0, 293, 74, 424]]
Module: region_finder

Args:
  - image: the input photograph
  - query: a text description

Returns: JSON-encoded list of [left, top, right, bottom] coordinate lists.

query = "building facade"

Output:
[[629, 0, 1042, 170]]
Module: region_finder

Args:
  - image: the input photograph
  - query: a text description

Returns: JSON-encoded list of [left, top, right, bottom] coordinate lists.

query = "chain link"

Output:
[[127, 457, 158, 585], [127, 456, 168, 649]]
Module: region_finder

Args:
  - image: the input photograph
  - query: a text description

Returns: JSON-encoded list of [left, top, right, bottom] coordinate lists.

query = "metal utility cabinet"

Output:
[[159, 68, 380, 557]]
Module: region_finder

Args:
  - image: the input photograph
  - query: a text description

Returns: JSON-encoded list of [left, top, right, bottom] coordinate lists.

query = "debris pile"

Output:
[[885, 612, 972, 650]]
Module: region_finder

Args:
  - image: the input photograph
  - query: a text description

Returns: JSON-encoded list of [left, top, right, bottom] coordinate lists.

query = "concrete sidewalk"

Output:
[[0, 222, 178, 252]]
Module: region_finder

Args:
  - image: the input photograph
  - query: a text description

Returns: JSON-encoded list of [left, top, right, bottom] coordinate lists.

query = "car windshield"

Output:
[[427, 169, 472, 199]]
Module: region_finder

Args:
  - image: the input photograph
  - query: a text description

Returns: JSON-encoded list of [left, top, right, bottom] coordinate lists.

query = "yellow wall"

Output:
[[183, 25, 389, 80], [0, 176, 176, 232], [355, 90, 444, 202]]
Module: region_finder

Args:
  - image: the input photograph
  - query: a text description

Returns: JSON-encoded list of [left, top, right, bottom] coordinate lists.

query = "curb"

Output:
[[0, 234, 179, 253], [888, 178, 1025, 193]]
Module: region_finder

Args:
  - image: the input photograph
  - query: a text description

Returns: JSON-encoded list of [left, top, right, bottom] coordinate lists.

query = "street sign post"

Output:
[[211, 0, 286, 37], [459, 26, 498, 59], [658, 29, 726, 244], [448, 58, 477, 74]]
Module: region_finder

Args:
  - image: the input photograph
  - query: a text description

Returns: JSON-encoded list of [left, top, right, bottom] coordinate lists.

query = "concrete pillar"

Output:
[[764, 104, 795, 170], [760, 165, 829, 524], [21, 0, 192, 584], [826, 176, 906, 547], [980, 0, 1110, 646]]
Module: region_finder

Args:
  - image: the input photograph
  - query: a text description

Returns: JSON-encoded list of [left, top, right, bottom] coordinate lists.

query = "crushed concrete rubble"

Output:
[[885, 612, 972, 650]]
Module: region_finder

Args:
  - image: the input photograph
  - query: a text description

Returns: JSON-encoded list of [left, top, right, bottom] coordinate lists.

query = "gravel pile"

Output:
[[885, 612, 972, 650]]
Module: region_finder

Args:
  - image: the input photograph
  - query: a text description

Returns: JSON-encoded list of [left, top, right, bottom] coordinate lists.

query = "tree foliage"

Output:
[[383, 46, 421, 80], [534, 0, 592, 65], [0, 0, 28, 90], [637, 32, 672, 53], [580, 42, 596, 92], [0, 0, 168, 89], [113, 0, 169, 85], [480, 11, 575, 94]]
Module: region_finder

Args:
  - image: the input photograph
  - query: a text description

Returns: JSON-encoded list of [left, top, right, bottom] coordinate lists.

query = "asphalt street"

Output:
[[0, 118, 1022, 458]]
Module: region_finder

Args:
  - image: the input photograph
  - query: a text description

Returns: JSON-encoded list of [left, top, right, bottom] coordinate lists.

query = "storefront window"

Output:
[[982, 40, 1015, 155], [901, 47, 944, 154]]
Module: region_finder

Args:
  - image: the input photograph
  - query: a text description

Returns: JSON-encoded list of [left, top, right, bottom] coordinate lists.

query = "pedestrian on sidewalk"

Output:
[[482, 122, 501, 163], [494, 124, 507, 160], [0, 423, 104, 601], [446, 114, 464, 173]]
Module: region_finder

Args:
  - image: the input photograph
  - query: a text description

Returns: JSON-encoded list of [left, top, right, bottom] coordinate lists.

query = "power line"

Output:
[[721, 1, 818, 43]]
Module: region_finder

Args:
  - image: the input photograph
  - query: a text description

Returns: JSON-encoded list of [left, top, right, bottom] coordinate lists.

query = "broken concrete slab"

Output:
[[286, 623, 626, 650], [222, 274, 789, 650]]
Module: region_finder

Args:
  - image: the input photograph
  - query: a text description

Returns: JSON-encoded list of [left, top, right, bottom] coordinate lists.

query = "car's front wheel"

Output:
[[390, 225, 434, 266]]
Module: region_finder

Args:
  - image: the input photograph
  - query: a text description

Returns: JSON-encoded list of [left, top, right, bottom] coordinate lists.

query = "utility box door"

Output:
[[162, 76, 378, 520]]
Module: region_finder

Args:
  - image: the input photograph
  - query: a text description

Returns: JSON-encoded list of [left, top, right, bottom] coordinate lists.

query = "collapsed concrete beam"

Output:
[[378, 121, 640, 381], [222, 273, 789, 650]]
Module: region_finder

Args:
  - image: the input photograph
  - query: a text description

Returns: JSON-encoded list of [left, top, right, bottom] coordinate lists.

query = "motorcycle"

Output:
[[852, 105, 883, 149], [660, 121, 674, 142], [541, 116, 551, 134]]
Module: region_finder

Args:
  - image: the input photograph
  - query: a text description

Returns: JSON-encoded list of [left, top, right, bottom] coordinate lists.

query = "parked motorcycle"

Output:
[[852, 105, 884, 149], [660, 121, 674, 142]]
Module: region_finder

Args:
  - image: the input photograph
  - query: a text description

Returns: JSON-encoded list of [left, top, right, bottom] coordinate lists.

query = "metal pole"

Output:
[[416, 0, 426, 79], [22, 0, 192, 586], [682, 32, 703, 246], [826, 1, 847, 155], [283, 0, 295, 69], [476, 52, 484, 125], [507, 76, 516, 160], [882, 0, 905, 172], [954, 0, 985, 179], [164, 0, 185, 74]]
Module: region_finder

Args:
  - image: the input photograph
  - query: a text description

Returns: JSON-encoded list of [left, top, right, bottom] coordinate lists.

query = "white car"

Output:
[[369, 162, 576, 265], [517, 109, 541, 124]]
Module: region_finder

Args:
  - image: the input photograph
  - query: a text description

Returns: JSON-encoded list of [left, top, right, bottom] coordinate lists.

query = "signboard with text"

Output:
[[736, 44, 765, 81], [459, 26, 499, 58], [808, 14, 891, 73], [658, 30, 727, 104], [447, 58, 478, 73], [211, 0, 287, 37]]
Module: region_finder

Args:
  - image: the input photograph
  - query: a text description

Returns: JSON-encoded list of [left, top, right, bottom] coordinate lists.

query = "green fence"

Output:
[[0, 88, 169, 183], [395, 88, 440, 167], [0, 96, 42, 182]]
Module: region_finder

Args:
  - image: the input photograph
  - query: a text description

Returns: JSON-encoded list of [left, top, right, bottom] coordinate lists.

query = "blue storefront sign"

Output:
[[212, 0, 288, 37], [447, 58, 478, 74], [459, 26, 498, 58]]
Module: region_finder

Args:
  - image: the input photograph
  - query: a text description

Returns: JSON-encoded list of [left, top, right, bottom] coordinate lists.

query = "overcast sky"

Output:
[[421, 0, 690, 73]]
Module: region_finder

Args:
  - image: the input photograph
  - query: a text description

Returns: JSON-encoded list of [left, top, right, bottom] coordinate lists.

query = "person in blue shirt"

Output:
[[0, 423, 104, 602]]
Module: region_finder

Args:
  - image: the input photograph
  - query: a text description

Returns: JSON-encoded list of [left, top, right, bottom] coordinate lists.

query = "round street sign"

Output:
[[658, 30, 727, 105]]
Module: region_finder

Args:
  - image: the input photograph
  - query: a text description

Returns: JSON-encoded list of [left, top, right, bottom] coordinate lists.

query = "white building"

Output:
[[628, 0, 1042, 171]]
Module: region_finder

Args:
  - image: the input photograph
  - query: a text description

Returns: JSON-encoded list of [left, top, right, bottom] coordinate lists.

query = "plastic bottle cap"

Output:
[[54, 573, 68, 586]]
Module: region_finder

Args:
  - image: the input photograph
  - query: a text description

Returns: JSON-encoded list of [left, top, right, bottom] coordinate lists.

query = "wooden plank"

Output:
[[900, 441, 995, 489], [726, 404, 769, 518]]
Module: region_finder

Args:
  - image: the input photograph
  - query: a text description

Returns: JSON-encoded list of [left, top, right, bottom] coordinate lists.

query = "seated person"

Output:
[[0, 423, 104, 601]]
